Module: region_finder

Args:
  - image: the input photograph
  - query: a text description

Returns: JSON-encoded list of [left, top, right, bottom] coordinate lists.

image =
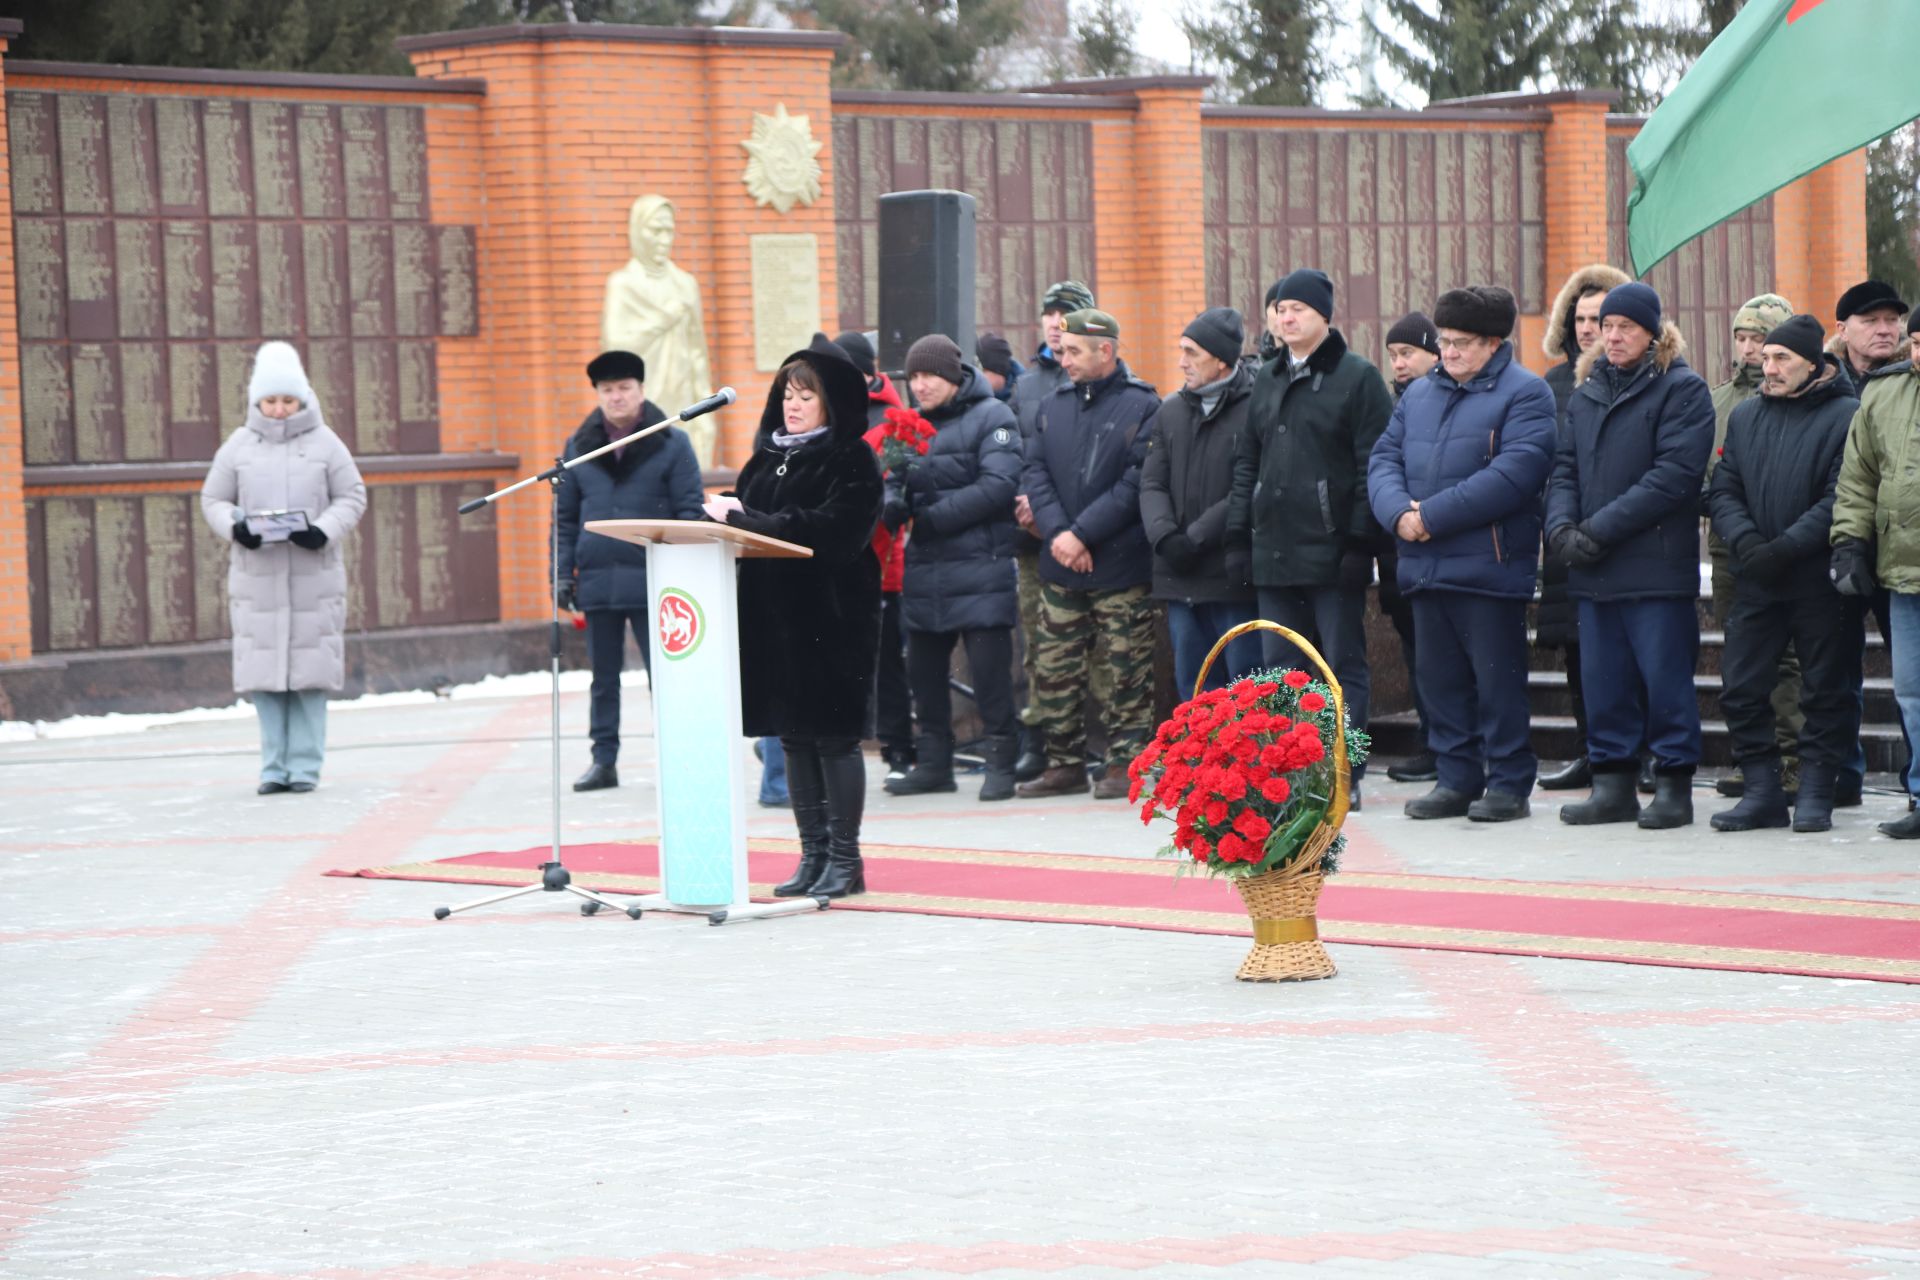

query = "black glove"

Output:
[[231, 518, 263, 550], [556, 580, 577, 612], [1550, 524, 1605, 568], [1736, 535, 1794, 583], [1224, 545, 1253, 591], [1156, 532, 1200, 573], [881, 481, 913, 533], [1338, 548, 1374, 590], [288, 526, 328, 551], [1831, 538, 1876, 598]]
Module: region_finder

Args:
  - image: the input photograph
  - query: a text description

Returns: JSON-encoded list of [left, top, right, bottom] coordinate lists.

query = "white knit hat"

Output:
[[248, 341, 315, 407]]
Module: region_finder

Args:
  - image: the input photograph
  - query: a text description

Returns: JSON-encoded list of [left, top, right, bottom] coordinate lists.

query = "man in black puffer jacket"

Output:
[[555, 350, 707, 792], [883, 335, 1024, 801], [1708, 315, 1862, 835]]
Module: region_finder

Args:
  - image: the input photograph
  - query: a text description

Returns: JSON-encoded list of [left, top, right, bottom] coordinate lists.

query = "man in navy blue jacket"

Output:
[[1369, 287, 1557, 822], [556, 350, 707, 792], [1545, 283, 1716, 829]]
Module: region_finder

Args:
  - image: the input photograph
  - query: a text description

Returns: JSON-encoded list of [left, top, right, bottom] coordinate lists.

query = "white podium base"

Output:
[[625, 892, 830, 926]]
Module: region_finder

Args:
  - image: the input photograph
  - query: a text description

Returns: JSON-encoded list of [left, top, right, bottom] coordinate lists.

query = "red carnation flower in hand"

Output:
[[1283, 671, 1311, 690], [1298, 691, 1327, 714]]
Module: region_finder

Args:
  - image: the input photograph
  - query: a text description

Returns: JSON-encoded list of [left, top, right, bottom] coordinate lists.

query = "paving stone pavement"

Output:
[[2, 676, 1918, 1279]]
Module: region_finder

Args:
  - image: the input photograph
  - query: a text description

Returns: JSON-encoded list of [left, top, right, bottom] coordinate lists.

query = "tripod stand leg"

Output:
[[568, 885, 644, 920], [433, 882, 551, 919]]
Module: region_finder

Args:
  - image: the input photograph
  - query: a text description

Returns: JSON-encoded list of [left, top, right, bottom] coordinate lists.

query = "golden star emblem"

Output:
[[741, 104, 824, 215]]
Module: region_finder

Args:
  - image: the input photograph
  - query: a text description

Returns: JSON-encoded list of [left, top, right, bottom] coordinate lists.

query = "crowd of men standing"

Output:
[[552, 256, 1920, 839]]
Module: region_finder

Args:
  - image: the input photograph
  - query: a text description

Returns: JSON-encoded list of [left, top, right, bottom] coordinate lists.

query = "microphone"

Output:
[[676, 387, 736, 422]]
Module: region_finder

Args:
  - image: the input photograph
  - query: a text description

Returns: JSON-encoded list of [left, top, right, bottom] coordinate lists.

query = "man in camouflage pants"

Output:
[[1016, 309, 1162, 799]]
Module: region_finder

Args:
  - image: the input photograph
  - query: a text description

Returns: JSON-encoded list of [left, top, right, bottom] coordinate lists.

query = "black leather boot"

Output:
[[572, 762, 618, 791], [1637, 757, 1657, 796], [1792, 761, 1837, 834], [1559, 768, 1641, 825], [1711, 757, 1790, 832], [978, 733, 1017, 802], [1013, 724, 1047, 783], [774, 740, 831, 896], [886, 732, 957, 796], [1639, 771, 1695, 829], [810, 743, 868, 898], [1539, 757, 1592, 790]]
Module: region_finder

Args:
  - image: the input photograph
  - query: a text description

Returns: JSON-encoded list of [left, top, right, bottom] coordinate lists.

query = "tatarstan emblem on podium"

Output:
[[657, 588, 705, 659]]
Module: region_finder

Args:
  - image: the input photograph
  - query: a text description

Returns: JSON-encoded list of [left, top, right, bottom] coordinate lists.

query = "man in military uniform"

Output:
[[1016, 309, 1161, 799]]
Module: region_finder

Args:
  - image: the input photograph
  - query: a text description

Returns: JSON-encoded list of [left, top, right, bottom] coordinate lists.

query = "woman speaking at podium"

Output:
[[703, 334, 884, 899]]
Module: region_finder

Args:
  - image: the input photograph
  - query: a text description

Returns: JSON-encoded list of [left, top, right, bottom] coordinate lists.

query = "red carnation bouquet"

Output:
[[875, 406, 935, 474], [1130, 667, 1368, 878]]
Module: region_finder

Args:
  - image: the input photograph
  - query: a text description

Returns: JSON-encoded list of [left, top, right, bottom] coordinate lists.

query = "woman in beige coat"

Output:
[[200, 342, 367, 794]]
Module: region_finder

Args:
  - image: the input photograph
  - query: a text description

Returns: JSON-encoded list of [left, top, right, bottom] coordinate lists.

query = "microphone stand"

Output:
[[432, 389, 737, 922]]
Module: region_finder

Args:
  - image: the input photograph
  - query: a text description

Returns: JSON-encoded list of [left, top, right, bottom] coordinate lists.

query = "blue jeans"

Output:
[[1166, 599, 1262, 699], [1887, 591, 1920, 796], [253, 690, 328, 786], [1578, 597, 1701, 771], [758, 736, 788, 804]]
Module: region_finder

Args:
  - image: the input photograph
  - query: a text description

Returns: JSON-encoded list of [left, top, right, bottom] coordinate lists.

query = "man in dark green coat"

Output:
[[1226, 269, 1395, 799]]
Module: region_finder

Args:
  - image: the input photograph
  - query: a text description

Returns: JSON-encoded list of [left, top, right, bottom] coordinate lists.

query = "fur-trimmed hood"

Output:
[[1543, 264, 1632, 363], [1575, 321, 1688, 385]]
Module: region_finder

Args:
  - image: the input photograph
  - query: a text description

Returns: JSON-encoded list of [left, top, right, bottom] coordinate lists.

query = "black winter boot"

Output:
[[1710, 757, 1790, 832], [885, 733, 957, 796], [978, 733, 1017, 802], [774, 741, 831, 895], [1559, 768, 1641, 825], [1013, 724, 1047, 783], [1539, 757, 1592, 790], [810, 745, 868, 898], [1638, 771, 1694, 829], [1792, 762, 1838, 834], [1637, 757, 1657, 795]]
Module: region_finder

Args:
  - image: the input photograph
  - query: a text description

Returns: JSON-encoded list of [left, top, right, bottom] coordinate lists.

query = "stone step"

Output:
[[1365, 710, 1910, 772], [1524, 669, 1902, 724]]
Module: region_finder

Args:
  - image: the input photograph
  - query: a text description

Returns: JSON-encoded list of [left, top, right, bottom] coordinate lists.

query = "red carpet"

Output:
[[327, 840, 1920, 984]]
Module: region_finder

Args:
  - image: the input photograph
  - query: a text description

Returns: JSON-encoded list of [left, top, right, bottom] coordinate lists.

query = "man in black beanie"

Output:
[[1832, 280, 1908, 390], [976, 332, 1023, 402], [1228, 268, 1395, 805], [1142, 307, 1262, 696], [1708, 315, 1861, 833], [1383, 311, 1440, 394], [1375, 311, 1442, 784]]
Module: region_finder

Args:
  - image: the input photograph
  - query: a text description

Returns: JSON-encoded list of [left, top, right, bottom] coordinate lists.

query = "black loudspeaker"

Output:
[[877, 189, 976, 371]]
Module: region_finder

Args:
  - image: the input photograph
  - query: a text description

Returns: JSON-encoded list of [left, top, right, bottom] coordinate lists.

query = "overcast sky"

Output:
[[1115, 0, 1399, 108]]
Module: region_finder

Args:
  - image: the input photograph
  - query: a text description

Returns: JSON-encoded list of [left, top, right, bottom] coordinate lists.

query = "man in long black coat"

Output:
[[556, 350, 706, 792]]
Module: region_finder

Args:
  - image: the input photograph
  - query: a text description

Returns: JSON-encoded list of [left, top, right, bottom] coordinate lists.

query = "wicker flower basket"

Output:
[[1193, 620, 1349, 983]]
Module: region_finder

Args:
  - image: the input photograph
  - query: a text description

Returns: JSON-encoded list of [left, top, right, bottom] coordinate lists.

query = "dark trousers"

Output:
[[1578, 597, 1701, 772], [876, 592, 913, 760], [1166, 599, 1262, 698], [1721, 590, 1863, 771], [907, 626, 1017, 745], [1256, 584, 1371, 776], [1377, 551, 1431, 743], [586, 607, 652, 766], [1412, 591, 1536, 797]]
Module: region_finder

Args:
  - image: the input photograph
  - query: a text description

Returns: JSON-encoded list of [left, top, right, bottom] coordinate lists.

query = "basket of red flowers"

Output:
[[1127, 621, 1367, 982]]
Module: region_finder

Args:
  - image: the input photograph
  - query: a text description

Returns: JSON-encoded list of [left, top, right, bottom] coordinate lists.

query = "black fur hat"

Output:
[[1433, 286, 1518, 340]]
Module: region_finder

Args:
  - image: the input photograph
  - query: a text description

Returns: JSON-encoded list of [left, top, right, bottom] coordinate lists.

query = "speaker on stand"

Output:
[[877, 190, 977, 374]]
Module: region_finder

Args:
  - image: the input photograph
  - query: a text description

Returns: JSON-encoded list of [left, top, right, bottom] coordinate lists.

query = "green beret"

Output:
[[1064, 308, 1120, 339]]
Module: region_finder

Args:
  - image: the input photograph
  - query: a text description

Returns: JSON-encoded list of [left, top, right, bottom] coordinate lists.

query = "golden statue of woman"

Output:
[[601, 195, 717, 467]]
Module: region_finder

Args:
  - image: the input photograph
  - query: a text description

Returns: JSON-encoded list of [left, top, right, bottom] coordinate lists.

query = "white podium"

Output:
[[583, 518, 826, 925]]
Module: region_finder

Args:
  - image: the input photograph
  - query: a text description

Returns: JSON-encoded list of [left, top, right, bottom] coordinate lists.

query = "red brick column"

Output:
[[0, 23, 28, 663], [1774, 149, 1867, 322]]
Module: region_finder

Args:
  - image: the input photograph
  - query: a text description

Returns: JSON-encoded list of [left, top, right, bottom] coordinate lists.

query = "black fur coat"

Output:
[[724, 335, 884, 740]]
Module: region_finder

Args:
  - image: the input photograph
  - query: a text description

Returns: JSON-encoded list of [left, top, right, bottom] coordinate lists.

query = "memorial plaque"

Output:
[[16, 217, 67, 340], [256, 221, 304, 335], [23, 344, 74, 465], [414, 484, 454, 622], [57, 94, 111, 215], [211, 222, 259, 338], [342, 105, 390, 221], [215, 342, 256, 428], [155, 97, 207, 216], [386, 107, 428, 220], [26, 501, 48, 655], [94, 497, 147, 648], [114, 219, 164, 339], [303, 222, 348, 337], [296, 103, 345, 219], [345, 520, 370, 631], [108, 95, 159, 215], [392, 223, 437, 336], [435, 224, 477, 336], [396, 339, 438, 453], [750, 233, 822, 371], [372, 487, 413, 627], [44, 500, 97, 651], [63, 217, 117, 341], [72, 344, 123, 463], [454, 481, 499, 623], [143, 495, 195, 645], [305, 339, 355, 445], [251, 101, 298, 218], [9, 92, 61, 215], [204, 99, 254, 218], [167, 342, 218, 458], [348, 223, 394, 336], [163, 220, 212, 339], [353, 339, 399, 453], [120, 343, 169, 461], [192, 505, 230, 641]]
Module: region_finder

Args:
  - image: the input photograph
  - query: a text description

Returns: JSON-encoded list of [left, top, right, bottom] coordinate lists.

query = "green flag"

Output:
[[1626, 0, 1920, 275]]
